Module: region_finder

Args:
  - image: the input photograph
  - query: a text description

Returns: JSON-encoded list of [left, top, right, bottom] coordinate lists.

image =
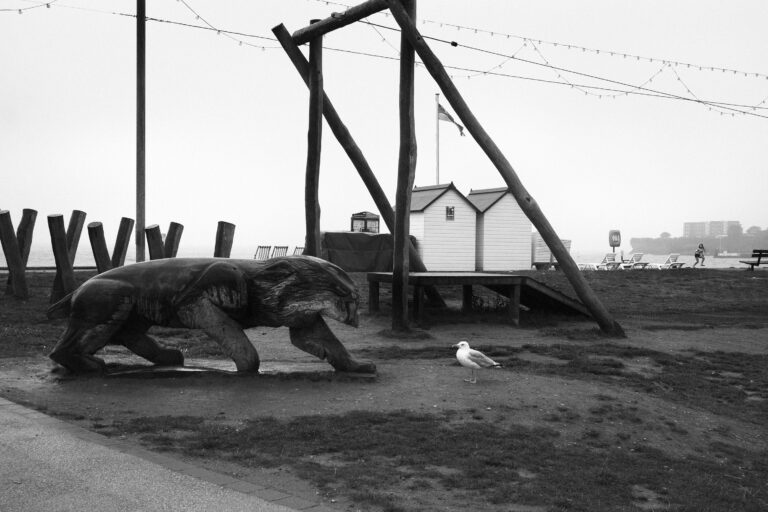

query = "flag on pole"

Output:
[[437, 103, 465, 136]]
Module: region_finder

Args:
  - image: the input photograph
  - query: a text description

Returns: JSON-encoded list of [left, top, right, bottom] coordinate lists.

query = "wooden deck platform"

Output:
[[366, 272, 590, 325]]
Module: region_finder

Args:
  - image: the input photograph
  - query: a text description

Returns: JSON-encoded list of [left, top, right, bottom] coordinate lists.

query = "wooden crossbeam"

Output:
[[292, 0, 387, 45]]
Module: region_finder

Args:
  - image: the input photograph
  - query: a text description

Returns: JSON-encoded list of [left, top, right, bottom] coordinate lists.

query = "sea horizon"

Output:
[[1, 246, 750, 271]]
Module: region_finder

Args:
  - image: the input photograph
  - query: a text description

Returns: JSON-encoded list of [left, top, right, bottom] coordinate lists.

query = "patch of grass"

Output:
[[509, 344, 768, 424], [640, 324, 716, 331], [106, 410, 768, 512]]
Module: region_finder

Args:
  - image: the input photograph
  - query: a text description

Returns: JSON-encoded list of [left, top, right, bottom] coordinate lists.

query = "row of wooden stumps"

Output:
[[1, 208, 237, 302]]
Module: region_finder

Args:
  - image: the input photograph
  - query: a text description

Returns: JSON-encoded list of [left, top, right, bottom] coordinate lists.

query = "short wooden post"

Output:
[[17, 209, 37, 270], [164, 222, 183, 258], [304, 19, 323, 257], [112, 217, 134, 268], [50, 210, 86, 302], [3, 208, 37, 298], [414, 284, 425, 325], [391, 0, 417, 331], [87, 222, 113, 274], [0, 210, 29, 298], [48, 214, 76, 303], [509, 284, 521, 326], [145, 224, 164, 260], [387, 0, 624, 336], [368, 279, 380, 313], [214, 221, 236, 258], [461, 285, 473, 313]]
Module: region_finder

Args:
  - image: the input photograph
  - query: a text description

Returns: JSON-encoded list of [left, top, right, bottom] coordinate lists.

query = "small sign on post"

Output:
[[608, 230, 621, 253]]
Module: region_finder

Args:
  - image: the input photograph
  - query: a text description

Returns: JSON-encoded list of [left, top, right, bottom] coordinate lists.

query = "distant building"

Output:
[[467, 187, 531, 271], [683, 222, 707, 238], [683, 221, 741, 238], [350, 211, 379, 233], [410, 183, 477, 271], [708, 220, 741, 237]]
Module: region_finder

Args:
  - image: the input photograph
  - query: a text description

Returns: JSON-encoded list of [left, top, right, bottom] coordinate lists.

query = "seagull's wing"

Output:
[[467, 348, 499, 368]]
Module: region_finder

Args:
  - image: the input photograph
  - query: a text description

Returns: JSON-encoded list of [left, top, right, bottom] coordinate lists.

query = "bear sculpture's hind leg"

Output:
[[289, 317, 376, 373], [50, 320, 123, 373], [114, 321, 184, 367]]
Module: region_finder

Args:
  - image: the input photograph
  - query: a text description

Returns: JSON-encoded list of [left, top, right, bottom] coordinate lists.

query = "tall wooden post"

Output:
[[387, 0, 624, 336], [305, 19, 323, 257], [136, 0, 146, 262], [392, 0, 417, 331]]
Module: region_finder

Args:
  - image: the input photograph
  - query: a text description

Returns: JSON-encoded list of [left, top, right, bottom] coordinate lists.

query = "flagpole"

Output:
[[435, 92, 439, 184]]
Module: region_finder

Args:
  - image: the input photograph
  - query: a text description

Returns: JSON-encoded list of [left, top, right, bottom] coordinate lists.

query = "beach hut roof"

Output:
[[410, 182, 478, 212], [467, 187, 510, 213]]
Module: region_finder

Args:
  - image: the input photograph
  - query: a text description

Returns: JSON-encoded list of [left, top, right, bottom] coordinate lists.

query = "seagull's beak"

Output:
[[452, 343, 459, 348]]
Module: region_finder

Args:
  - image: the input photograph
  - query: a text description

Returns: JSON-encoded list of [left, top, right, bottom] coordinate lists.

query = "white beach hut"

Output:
[[409, 183, 478, 271], [467, 187, 532, 271]]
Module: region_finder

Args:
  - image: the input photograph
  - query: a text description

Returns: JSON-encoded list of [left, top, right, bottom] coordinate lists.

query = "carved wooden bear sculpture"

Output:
[[48, 256, 375, 374]]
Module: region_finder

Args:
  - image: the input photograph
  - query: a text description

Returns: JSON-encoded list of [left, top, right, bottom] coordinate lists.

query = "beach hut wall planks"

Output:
[[468, 187, 532, 271], [410, 183, 478, 271]]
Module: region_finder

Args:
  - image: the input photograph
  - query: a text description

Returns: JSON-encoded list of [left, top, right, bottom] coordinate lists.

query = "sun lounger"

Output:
[[271, 246, 289, 258], [621, 252, 649, 270], [253, 245, 271, 260], [648, 253, 685, 269], [596, 253, 618, 270]]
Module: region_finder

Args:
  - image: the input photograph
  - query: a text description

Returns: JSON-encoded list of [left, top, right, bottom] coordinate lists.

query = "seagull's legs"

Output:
[[464, 369, 477, 383]]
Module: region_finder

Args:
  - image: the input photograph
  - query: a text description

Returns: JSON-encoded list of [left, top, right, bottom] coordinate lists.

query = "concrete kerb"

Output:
[[0, 397, 339, 512]]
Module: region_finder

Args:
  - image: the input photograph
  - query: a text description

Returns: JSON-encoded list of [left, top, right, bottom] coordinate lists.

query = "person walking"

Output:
[[693, 243, 706, 268]]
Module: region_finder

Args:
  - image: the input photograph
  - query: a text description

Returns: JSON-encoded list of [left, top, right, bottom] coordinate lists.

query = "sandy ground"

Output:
[[1, 268, 767, 510]]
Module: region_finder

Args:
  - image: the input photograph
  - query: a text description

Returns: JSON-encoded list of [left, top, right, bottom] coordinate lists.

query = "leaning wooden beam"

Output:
[[391, 0, 417, 331], [386, 0, 624, 336], [214, 221, 236, 258], [272, 23, 445, 307], [0, 210, 29, 299], [292, 0, 387, 45], [304, 19, 323, 257], [48, 214, 77, 303]]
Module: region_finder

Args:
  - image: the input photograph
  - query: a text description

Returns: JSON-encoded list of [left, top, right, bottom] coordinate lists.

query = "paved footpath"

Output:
[[0, 397, 337, 512]]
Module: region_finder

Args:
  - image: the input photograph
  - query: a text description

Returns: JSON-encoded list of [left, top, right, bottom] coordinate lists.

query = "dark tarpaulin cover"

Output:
[[321, 232, 418, 272]]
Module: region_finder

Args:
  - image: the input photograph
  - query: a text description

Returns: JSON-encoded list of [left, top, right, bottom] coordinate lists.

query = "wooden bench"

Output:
[[740, 249, 768, 270]]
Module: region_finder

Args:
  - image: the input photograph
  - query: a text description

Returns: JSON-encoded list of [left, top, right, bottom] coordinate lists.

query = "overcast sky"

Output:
[[1, 0, 766, 262]]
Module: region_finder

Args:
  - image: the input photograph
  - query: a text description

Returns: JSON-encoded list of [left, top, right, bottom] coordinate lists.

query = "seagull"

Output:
[[453, 341, 501, 383]]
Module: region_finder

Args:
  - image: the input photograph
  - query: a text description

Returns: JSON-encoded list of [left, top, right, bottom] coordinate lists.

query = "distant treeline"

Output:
[[631, 228, 768, 256]]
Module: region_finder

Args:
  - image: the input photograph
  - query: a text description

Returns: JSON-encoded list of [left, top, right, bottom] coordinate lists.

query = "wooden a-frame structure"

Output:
[[273, 0, 624, 336]]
